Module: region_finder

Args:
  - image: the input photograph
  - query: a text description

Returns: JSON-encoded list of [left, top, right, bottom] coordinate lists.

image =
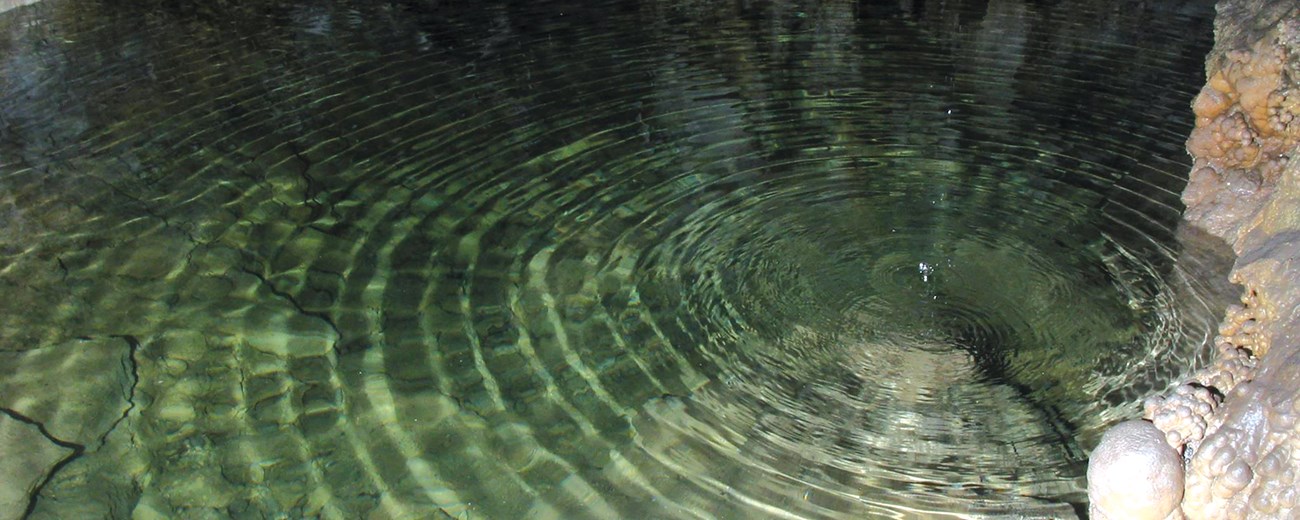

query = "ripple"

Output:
[[0, 0, 1233, 518]]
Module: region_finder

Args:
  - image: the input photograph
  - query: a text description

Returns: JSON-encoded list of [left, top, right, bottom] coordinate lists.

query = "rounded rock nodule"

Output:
[[1088, 419, 1185, 520]]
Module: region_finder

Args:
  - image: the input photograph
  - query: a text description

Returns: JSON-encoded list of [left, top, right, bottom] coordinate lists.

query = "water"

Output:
[[0, 0, 1235, 518]]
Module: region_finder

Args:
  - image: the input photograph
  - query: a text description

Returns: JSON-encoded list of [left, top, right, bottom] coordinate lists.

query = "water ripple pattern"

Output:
[[0, 0, 1234, 518]]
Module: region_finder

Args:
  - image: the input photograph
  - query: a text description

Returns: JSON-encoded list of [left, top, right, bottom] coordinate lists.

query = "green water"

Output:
[[0, 0, 1235, 518]]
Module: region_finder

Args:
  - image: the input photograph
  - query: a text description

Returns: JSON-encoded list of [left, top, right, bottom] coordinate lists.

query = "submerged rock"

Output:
[[0, 414, 74, 520], [0, 336, 135, 520], [0, 336, 135, 447]]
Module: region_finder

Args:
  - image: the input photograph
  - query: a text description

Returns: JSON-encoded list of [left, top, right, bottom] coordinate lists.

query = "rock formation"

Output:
[[1091, 0, 1300, 517], [1088, 420, 1185, 520], [0, 337, 136, 520]]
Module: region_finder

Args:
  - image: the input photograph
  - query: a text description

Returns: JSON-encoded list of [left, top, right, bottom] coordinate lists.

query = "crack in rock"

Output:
[[0, 335, 138, 520], [99, 335, 140, 450], [237, 265, 345, 352], [0, 407, 84, 520]]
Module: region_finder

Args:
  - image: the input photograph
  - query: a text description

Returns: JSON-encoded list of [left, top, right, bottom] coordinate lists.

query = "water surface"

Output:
[[0, 0, 1233, 518]]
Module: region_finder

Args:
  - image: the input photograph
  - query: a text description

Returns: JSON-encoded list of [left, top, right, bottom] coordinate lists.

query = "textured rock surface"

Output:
[[0, 413, 74, 520], [1087, 420, 1185, 520], [0, 337, 135, 445], [0, 337, 134, 519], [1114, 0, 1300, 518]]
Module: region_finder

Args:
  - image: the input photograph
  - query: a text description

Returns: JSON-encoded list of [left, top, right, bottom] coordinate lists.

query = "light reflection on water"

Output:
[[0, 0, 1234, 518]]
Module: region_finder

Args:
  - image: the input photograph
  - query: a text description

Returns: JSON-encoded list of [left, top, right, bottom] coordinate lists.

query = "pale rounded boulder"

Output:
[[1088, 419, 1185, 520]]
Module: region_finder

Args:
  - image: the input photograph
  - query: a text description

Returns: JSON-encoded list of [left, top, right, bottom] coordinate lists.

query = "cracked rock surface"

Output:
[[0, 414, 73, 520], [0, 337, 134, 519], [0, 337, 135, 446]]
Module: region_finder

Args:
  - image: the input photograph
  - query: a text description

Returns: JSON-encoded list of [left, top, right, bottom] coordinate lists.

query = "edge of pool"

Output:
[[1089, 0, 1300, 518]]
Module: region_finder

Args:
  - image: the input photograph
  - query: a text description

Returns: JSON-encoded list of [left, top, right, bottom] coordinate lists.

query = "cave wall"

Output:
[[1153, 0, 1300, 517]]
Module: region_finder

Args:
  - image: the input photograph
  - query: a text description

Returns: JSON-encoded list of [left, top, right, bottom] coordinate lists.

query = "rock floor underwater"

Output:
[[2, 0, 1299, 519]]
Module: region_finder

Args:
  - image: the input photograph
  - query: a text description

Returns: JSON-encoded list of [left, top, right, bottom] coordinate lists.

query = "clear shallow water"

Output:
[[0, 0, 1234, 518]]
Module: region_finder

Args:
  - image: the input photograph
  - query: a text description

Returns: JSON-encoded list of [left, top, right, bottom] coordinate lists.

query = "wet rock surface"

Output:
[[0, 337, 135, 519], [0, 414, 73, 520], [1087, 420, 1184, 520], [1118, 0, 1300, 517]]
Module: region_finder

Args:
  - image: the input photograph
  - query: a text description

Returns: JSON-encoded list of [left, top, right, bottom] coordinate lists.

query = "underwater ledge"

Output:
[[1087, 0, 1300, 518]]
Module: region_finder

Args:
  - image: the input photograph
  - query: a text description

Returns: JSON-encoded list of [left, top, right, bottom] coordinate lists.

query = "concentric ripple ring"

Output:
[[0, 0, 1236, 518]]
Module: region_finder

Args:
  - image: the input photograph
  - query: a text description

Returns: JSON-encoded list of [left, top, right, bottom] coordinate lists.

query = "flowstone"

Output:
[[1092, 0, 1300, 517]]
